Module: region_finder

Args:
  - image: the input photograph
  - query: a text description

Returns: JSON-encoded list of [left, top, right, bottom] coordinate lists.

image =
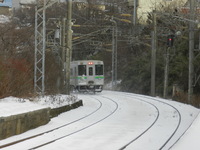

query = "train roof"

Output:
[[71, 60, 103, 64]]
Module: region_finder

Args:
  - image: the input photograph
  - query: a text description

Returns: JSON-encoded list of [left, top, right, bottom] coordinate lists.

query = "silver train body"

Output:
[[70, 60, 104, 92]]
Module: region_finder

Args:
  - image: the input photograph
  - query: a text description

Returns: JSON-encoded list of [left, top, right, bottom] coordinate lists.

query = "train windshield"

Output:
[[89, 67, 93, 76], [78, 65, 86, 75], [95, 64, 103, 75]]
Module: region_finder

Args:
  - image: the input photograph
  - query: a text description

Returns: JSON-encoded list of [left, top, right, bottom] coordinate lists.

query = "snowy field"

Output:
[[0, 91, 199, 150]]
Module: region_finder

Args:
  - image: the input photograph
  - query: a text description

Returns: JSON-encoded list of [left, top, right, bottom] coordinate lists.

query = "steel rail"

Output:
[[0, 98, 102, 149], [28, 95, 119, 150], [139, 95, 182, 150], [119, 93, 181, 150], [118, 95, 160, 150]]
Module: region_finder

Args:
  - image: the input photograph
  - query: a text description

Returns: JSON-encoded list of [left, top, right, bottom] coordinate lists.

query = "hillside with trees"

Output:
[[0, 0, 200, 107]]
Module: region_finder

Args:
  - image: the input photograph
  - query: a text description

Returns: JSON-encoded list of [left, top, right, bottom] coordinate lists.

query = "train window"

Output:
[[75, 67, 77, 75], [78, 65, 86, 75], [95, 64, 103, 75], [89, 67, 93, 76], [70, 68, 73, 76]]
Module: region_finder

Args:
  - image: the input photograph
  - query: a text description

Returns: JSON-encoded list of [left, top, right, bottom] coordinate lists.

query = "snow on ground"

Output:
[[0, 96, 47, 117], [171, 113, 200, 150], [0, 15, 10, 24], [0, 91, 199, 149], [0, 95, 77, 117]]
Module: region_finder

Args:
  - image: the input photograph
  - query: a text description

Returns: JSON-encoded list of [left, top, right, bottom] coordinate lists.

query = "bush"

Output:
[[0, 57, 33, 98]]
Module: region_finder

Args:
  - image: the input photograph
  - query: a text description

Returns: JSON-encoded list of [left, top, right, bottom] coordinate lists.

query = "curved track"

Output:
[[29, 96, 119, 150], [0, 91, 198, 150], [0, 95, 119, 150], [118, 96, 160, 149], [0, 97, 102, 149], [118, 93, 182, 150]]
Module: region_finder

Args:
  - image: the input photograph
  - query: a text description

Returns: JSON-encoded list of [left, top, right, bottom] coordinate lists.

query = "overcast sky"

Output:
[[0, 0, 37, 8], [0, 0, 12, 7], [0, 0, 68, 8]]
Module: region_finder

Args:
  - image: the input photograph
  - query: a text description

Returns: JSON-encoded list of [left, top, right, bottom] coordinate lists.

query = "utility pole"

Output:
[[151, 10, 157, 97], [188, 0, 196, 103], [163, 47, 170, 98], [133, 0, 137, 26], [62, 17, 66, 91], [65, 0, 73, 95], [110, 17, 118, 89]]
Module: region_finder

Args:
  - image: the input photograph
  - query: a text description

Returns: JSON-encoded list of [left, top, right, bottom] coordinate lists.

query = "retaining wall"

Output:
[[50, 100, 83, 118], [0, 108, 50, 140], [0, 100, 83, 140]]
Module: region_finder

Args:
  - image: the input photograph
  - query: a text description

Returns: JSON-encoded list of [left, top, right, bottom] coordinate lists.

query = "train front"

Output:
[[76, 60, 104, 92]]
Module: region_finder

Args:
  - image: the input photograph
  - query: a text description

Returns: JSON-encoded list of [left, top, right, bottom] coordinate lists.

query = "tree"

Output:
[[0, 19, 34, 98]]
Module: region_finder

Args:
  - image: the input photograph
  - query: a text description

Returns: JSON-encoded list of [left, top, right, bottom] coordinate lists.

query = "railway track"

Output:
[[0, 95, 119, 150], [0, 96, 102, 149], [28, 96, 119, 150], [117, 93, 181, 150], [0, 91, 198, 150]]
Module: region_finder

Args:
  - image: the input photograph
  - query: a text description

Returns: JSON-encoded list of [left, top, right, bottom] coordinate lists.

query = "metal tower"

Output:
[[34, 0, 59, 95]]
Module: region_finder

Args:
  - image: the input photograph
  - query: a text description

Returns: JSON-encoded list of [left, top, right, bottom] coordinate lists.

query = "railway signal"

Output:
[[167, 35, 174, 47]]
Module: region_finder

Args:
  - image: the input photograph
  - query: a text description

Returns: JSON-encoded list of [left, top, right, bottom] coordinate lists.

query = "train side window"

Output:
[[95, 64, 103, 75], [78, 65, 86, 75], [75, 67, 77, 76], [70, 68, 73, 76], [89, 67, 93, 76]]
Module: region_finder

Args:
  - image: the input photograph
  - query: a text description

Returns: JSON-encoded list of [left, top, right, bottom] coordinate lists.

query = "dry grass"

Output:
[[173, 92, 200, 108]]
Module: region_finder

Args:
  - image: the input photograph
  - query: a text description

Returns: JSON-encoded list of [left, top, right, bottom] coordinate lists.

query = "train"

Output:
[[70, 60, 104, 93]]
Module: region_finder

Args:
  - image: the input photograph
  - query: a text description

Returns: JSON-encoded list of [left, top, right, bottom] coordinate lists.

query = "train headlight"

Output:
[[88, 62, 93, 65]]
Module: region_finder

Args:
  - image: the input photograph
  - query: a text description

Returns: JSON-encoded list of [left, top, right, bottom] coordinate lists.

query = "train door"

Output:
[[74, 66, 78, 85], [77, 64, 87, 87], [70, 64, 76, 87], [95, 63, 104, 87], [87, 63, 95, 84]]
